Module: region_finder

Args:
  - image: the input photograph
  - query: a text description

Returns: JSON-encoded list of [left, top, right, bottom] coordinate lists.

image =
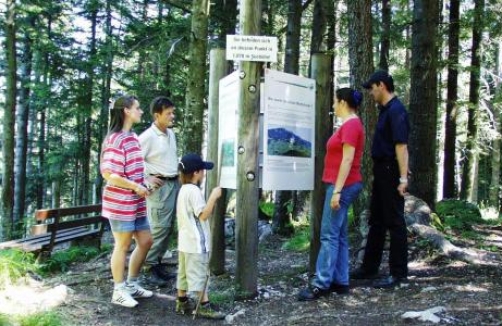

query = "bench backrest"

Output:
[[34, 204, 105, 252], [35, 204, 102, 223]]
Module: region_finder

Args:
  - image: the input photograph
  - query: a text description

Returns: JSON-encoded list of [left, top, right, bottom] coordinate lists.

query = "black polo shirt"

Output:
[[371, 96, 409, 160]]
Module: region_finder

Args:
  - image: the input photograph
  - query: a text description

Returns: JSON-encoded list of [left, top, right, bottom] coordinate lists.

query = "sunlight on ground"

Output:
[[480, 207, 500, 220], [453, 283, 488, 293], [0, 278, 69, 315]]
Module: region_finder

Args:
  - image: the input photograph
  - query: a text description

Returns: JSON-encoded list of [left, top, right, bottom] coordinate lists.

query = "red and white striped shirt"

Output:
[[101, 131, 147, 221]]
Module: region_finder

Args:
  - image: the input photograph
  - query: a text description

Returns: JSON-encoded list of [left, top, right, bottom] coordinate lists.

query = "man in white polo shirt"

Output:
[[139, 96, 179, 287]]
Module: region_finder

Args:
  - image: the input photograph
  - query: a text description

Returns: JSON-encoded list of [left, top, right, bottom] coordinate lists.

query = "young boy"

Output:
[[175, 153, 225, 320]]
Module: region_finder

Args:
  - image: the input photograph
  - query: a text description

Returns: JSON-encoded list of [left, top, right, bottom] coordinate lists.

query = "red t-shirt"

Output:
[[101, 131, 147, 221], [322, 118, 365, 186]]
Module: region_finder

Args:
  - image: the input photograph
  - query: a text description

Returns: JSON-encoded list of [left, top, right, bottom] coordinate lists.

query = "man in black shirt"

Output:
[[352, 70, 410, 288]]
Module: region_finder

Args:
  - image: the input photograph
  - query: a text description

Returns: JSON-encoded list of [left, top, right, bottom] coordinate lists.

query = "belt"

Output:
[[151, 174, 178, 181], [372, 157, 396, 163]]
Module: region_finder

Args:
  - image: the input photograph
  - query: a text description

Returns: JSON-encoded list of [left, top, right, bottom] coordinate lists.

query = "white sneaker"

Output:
[[111, 288, 138, 308], [125, 282, 153, 298], [163, 250, 173, 259]]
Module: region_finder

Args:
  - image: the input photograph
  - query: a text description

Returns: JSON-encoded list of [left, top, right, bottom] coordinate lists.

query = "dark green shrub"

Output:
[[435, 199, 483, 231], [39, 246, 101, 274]]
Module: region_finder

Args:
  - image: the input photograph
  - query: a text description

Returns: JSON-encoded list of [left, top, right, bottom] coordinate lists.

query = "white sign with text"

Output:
[[262, 69, 316, 190], [218, 71, 240, 189], [226, 35, 278, 62]]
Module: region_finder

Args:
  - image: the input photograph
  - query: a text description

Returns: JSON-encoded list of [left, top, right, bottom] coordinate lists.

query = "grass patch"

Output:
[[281, 226, 310, 252], [436, 199, 483, 231], [38, 246, 105, 275], [0, 311, 63, 326], [209, 290, 235, 305], [259, 201, 274, 218], [0, 249, 36, 288], [0, 245, 111, 287], [19, 311, 63, 326], [0, 313, 10, 326]]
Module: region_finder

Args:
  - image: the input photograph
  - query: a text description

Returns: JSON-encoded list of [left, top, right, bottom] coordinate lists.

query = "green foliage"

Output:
[[0, 246, 110, 287], [281, 226, 310, 252], [414, 237, 438, 257], [435, 199, 483, 231], [0, 313, 10, 326], [259, 201, 274, 218], [38, 246, 102, 275], [18, 311, 63, 326], [0, 249, 36, 288], [430, 212, 444, 230], [460, 230, 482, 241], [208, 290, 234, 305]]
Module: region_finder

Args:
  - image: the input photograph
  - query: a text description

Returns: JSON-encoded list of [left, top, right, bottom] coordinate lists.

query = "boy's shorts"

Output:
[[177, 251, 209, 292], [108, 217, 150, 233]]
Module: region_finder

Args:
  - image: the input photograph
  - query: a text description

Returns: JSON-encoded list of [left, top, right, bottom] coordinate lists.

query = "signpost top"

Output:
[[226, 35, 278, 62]]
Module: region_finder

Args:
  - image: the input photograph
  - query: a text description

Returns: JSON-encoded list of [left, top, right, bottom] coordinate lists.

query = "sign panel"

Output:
[[226, 35, 278, 62], [262, 69, 316, 190], [218, 71, 240, 189]]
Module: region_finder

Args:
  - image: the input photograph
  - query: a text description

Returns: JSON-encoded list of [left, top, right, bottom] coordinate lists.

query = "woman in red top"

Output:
[[101, 95, 154, 308], [299, 88, 365, 300]]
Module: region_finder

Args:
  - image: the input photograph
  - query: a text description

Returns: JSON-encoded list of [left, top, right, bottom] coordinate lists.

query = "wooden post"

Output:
[[207, 48, 228, 275], [309, 53, 333, 274], [235, 0, 262, 299]]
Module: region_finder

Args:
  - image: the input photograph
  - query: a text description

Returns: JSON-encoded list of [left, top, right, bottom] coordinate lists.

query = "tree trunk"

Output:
[[96, 0, 113, 202], [207, 49, 229, 275], [37, 109, 46, 208], [2, 0, 17, 240], [443, 0, 460, 199], [347, 0, 375, 216], [408, 0, 440, 208], [309, 53, 332, 274], [378, 0, 390, 71], [14, 17, 34, 231], [81, 2, 98, 205], [235, 0, 261, 299], [272, 0, 303, 235], [214, 0, 238, 44], [489, 41, 502, 208], [36, 16, 54, 209], [183, 0, 210, 154], [460, 0, 485, 202], [284, 0, 302, 74]]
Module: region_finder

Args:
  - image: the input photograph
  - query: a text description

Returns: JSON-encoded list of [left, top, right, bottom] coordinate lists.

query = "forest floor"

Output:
[[2, 223, 502, 326]]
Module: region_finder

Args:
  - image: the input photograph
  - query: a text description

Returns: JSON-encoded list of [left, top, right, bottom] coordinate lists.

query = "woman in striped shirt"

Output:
[[101, 95, 154, 308]]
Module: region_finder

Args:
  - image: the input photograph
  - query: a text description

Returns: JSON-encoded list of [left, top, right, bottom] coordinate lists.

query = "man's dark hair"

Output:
[[150, 96, 174, 116]]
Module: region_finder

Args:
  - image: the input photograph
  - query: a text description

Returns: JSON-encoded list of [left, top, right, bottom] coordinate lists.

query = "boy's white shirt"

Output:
[[177, 183, 211, 253]]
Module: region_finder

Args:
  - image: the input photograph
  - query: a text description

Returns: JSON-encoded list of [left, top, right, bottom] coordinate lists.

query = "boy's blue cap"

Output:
[[179, 153, 214, 173]]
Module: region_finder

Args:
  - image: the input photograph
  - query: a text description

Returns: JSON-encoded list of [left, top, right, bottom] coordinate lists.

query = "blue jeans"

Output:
[[312, 182, 363, 289]]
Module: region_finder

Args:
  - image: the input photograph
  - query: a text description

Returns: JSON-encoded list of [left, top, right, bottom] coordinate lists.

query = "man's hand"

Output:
[[145, 176, 165, 190], [397, 182, 408, 197]]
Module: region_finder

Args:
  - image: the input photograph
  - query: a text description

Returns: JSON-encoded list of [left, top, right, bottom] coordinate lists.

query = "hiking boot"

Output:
[[175, 297, 196, 315], [350, 267, 379, 280], [297, 286, 330, 301], [195, 303, 226, 320], [373, 275, 408, 289], [125, 282, 153, 298], [330, 283, 350, 295], [151, 263, 176, 281], [111, 288, 138, 308], [139, 268, 169, 288]]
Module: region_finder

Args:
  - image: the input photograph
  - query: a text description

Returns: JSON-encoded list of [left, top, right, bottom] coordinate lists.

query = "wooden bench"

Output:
[[0, 204, 107, 256]]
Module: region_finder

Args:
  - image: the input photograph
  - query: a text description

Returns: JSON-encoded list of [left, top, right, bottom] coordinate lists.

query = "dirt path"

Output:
[[3, 225, 502, 326]]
